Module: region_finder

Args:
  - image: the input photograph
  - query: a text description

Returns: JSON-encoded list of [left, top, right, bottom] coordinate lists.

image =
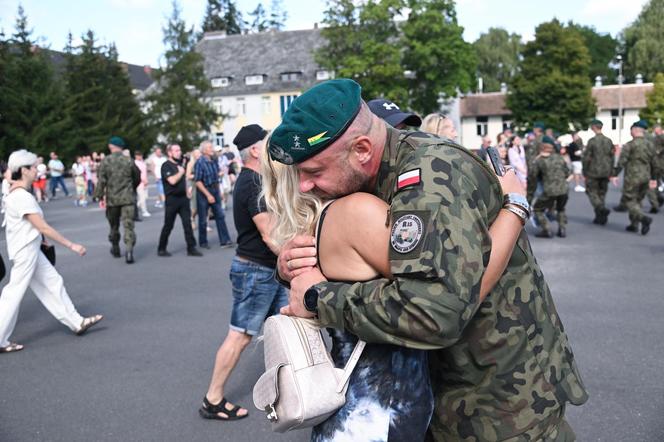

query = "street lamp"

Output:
[[617, 55, 624, 145]]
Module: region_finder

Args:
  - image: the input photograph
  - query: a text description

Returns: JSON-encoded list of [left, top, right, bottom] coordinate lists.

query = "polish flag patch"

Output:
[[397, 169, 421, 190]]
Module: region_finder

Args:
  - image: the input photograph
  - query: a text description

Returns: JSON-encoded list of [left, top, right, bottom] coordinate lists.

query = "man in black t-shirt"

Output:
[[157, 144, 202, 257], [199, 124, 287, 421]]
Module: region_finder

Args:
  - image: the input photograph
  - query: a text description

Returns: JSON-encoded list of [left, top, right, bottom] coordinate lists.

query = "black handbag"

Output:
[[41, 235, 56, 266]]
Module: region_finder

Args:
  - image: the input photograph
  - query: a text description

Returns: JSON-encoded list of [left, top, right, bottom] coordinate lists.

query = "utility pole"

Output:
[[617, 55, 624, 146]]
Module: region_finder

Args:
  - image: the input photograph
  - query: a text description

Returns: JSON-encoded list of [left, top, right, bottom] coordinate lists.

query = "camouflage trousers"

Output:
[[585, 177, 609, 212], [106, 205, 136, 250], [646, 186, 662, 210], [534, 194, 568, 230], [622, 182, 649, 226]]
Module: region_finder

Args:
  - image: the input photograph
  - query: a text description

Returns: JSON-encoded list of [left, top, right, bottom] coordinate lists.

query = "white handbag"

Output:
[[252, 315, 365, 433]]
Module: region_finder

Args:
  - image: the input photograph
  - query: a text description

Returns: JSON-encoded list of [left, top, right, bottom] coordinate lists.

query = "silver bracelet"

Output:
[[503, 193, 530, 216], [503, 205, 528, 226]]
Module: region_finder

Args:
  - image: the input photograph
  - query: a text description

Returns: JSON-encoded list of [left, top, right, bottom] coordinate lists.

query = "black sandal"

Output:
[[198, 396, 249, 421]]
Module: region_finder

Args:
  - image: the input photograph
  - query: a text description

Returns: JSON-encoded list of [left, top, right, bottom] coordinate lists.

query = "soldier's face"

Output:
[[297, 148, 368, 200]]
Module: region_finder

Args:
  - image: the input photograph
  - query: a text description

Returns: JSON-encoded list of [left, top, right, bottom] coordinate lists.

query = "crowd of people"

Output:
[[0, 77, 663, 442]]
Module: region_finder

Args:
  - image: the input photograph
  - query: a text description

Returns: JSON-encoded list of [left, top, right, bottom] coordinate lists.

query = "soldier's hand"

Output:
[[277, 235, 317, 283], [71, 243, 86, 256], [649, 179, 657, 190], [280, 268, 327, 319], [610, 177, 619, 187], [206, 194, 216, 204], [497, 168, 525, 196]]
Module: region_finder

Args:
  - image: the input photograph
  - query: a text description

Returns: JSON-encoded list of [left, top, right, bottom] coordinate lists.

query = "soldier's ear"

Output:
[[350, 136, 374, 165]]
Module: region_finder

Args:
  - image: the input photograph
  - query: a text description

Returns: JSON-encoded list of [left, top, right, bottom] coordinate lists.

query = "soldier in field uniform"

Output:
[[582, 119, 615, 225], [270, 79, 588, 441], [94, 136, 140, 263]]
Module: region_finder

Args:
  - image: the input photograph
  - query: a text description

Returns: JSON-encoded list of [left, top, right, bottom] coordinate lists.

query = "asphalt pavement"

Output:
[[0, 183, 662, 441]]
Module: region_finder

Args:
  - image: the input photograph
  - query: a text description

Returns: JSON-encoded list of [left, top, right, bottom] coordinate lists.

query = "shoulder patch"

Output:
[[390, 213, 424, 254], [396, 168, 421, 190]]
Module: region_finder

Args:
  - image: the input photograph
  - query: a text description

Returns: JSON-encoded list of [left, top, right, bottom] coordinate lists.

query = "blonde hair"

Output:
[[259, 140, 324, 246], [421, 113, 448, 136]]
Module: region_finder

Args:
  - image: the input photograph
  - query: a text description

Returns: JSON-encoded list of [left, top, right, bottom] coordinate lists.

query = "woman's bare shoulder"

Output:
[[332, 192, 388, 217]]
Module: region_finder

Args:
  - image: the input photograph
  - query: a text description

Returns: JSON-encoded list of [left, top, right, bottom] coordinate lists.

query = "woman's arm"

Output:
[[479, 210, 522, 302], [25, 213, 86, 255]]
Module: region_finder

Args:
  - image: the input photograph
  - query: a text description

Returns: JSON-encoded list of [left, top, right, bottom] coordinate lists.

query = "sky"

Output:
[[0, 0, 649, 67]]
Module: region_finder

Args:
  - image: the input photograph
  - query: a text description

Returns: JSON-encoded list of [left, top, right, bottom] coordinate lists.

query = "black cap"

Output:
[[233, 124, 268, 150], [367, 99, 422, 128]]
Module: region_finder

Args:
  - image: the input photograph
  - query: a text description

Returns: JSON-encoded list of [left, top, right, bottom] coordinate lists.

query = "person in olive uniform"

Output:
[[582, 119, 615, 225], [645, 124, 664, 213], [529, 136, 572, 238], [94, 136, 140, 263], [269, 79, 587, 441], [613, 121, 658, 235]]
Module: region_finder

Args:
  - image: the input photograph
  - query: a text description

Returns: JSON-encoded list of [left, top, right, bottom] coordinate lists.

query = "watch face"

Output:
[[304, 288, 319, 312]]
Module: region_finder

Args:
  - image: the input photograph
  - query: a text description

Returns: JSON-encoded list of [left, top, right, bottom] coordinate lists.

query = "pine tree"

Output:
[[147, 1, 218, 151], [249, 3, 269, 33], [0, 6, 63, 160], [201, 0, 245, 35], [267, 0, 288, 30], [402, 0, 476, 113], [641, 73, 664, 124], [507, 19, 597, 133]]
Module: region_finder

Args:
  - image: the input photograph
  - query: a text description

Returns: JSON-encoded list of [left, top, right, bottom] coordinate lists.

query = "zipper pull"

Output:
[[385, 209, 391, 227]]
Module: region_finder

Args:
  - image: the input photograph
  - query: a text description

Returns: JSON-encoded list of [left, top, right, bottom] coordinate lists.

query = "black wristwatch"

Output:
[[303, 286, 320, 314]]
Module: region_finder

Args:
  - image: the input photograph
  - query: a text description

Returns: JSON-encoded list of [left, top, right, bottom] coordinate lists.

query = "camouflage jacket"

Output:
[[582, 133, 615, 178], [315, 127, 588, 441], [613, 137, 656, 186], [653, 134, 664, 178], [529, 153, 571, 197], [94, 152, 139, 206]]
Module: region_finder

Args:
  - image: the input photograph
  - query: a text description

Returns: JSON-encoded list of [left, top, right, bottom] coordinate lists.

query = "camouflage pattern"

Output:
[[528, 153, 571, 198], [525, 134, 544, 202], [315, 127, 587, 441], [94, 151, 139, 249], [534, 195, 569, 231], [582, 133, 614, 178], [105, 205, 136, 249], [93, 152, 139, 206], [614, 136, 657, 226], [646, 134, 664, 210], [585, 177, 610, 212]]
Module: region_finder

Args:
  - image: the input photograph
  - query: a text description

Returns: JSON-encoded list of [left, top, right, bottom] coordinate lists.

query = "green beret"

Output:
[[590, 119, 603, 127], [533, 121, 546, 130], [269, 79, 362, 165], [632, 119, 648, 129], [109, 136, 126, 148], [541, 135, 556, 146]]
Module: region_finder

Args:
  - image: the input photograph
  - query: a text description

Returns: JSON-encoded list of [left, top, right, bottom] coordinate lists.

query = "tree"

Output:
[[248, 3, 268, 32], [567, 22, 618, 84], [147, 1, 218, 152], [402, 0, 476, 113], [641, 73, 664, 124], [267, 0, 288, 30], [621, 0, 664, 82], [0, 6, 64, 159], [201, 0, 244, 35], [317, 0, 408, 104], [473, 27, 521, 93], [507, 19, 596, 133]]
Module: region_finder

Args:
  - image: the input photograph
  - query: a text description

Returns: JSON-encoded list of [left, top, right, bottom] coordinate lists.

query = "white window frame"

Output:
[[237, 97, 246, 115], [214, 132, 225, 148], [476, 116, 488, 137], [316, 70, 332, 81], [245, 75, 264, 85], [262, 96, 271, 114]]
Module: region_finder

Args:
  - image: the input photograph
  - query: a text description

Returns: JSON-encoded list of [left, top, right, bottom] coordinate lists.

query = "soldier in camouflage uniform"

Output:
[[582, 119, 615, 225], [270, 79, 587, 441], [94, 136, 140, 263], [528, 136, 572, 238], [613, 121, 658, 235], [525, 122, 545, 203], [645, 124, 664, 213]]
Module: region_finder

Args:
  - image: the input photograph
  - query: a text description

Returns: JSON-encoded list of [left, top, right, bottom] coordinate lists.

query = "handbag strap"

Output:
[[335, 340, 366, 393]]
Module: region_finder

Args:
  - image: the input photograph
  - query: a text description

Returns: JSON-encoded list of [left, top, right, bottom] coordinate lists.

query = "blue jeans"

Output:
[[50, 176, 69, 197], [196, 186, 231, 246], [229, 257, 287, 336]]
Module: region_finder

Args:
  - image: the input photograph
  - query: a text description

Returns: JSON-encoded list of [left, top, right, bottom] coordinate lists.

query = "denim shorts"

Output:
[[229, 256, 288, 336], [156, 179, 164, 196]]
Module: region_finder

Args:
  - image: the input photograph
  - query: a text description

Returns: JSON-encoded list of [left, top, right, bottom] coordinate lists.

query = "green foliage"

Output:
[[507, 19, 596, 133], [641, 73, 664, 124], [0, 6, 64, 160], [147, 1, 218, 152], [268, 0, 288, 31], [318, 0, 475, 114], [621, 0, 664, 82], [248, 3, 269, 32], [201, 0, 245, 35], [473, 27, 521, 93], [567, 22, 618, 84]]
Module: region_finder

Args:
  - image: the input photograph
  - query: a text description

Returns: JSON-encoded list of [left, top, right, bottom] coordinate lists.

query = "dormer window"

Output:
[[211, 77, 230, 88], [316, 70, 333, 81], [245, 74, 265, 85], [280, 71, 302, 82]]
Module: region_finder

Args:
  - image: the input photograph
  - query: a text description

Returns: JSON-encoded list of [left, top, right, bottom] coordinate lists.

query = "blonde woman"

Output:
[[186, 149, 202, 230], [420, 113, 458, 140], [260, 146, 526, 441], [0, 150, 103, 354]]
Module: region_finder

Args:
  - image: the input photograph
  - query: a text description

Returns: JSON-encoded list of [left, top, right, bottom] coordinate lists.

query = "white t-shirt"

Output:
[[153, 157, 167, 179], [4, 188, 42, 259]]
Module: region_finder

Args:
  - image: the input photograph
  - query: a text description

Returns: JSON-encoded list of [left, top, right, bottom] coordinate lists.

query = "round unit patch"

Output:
[[390, 214, 424, 254]]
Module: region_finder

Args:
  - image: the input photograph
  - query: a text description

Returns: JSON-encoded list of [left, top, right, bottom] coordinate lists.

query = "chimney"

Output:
[[478, 77, 483, 94], [203, 31, 227, 41], [500, 82, 507, 94], [143, 65, 152, 76], [595, 75, 602, 87], [635, 73, 643, 84]]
